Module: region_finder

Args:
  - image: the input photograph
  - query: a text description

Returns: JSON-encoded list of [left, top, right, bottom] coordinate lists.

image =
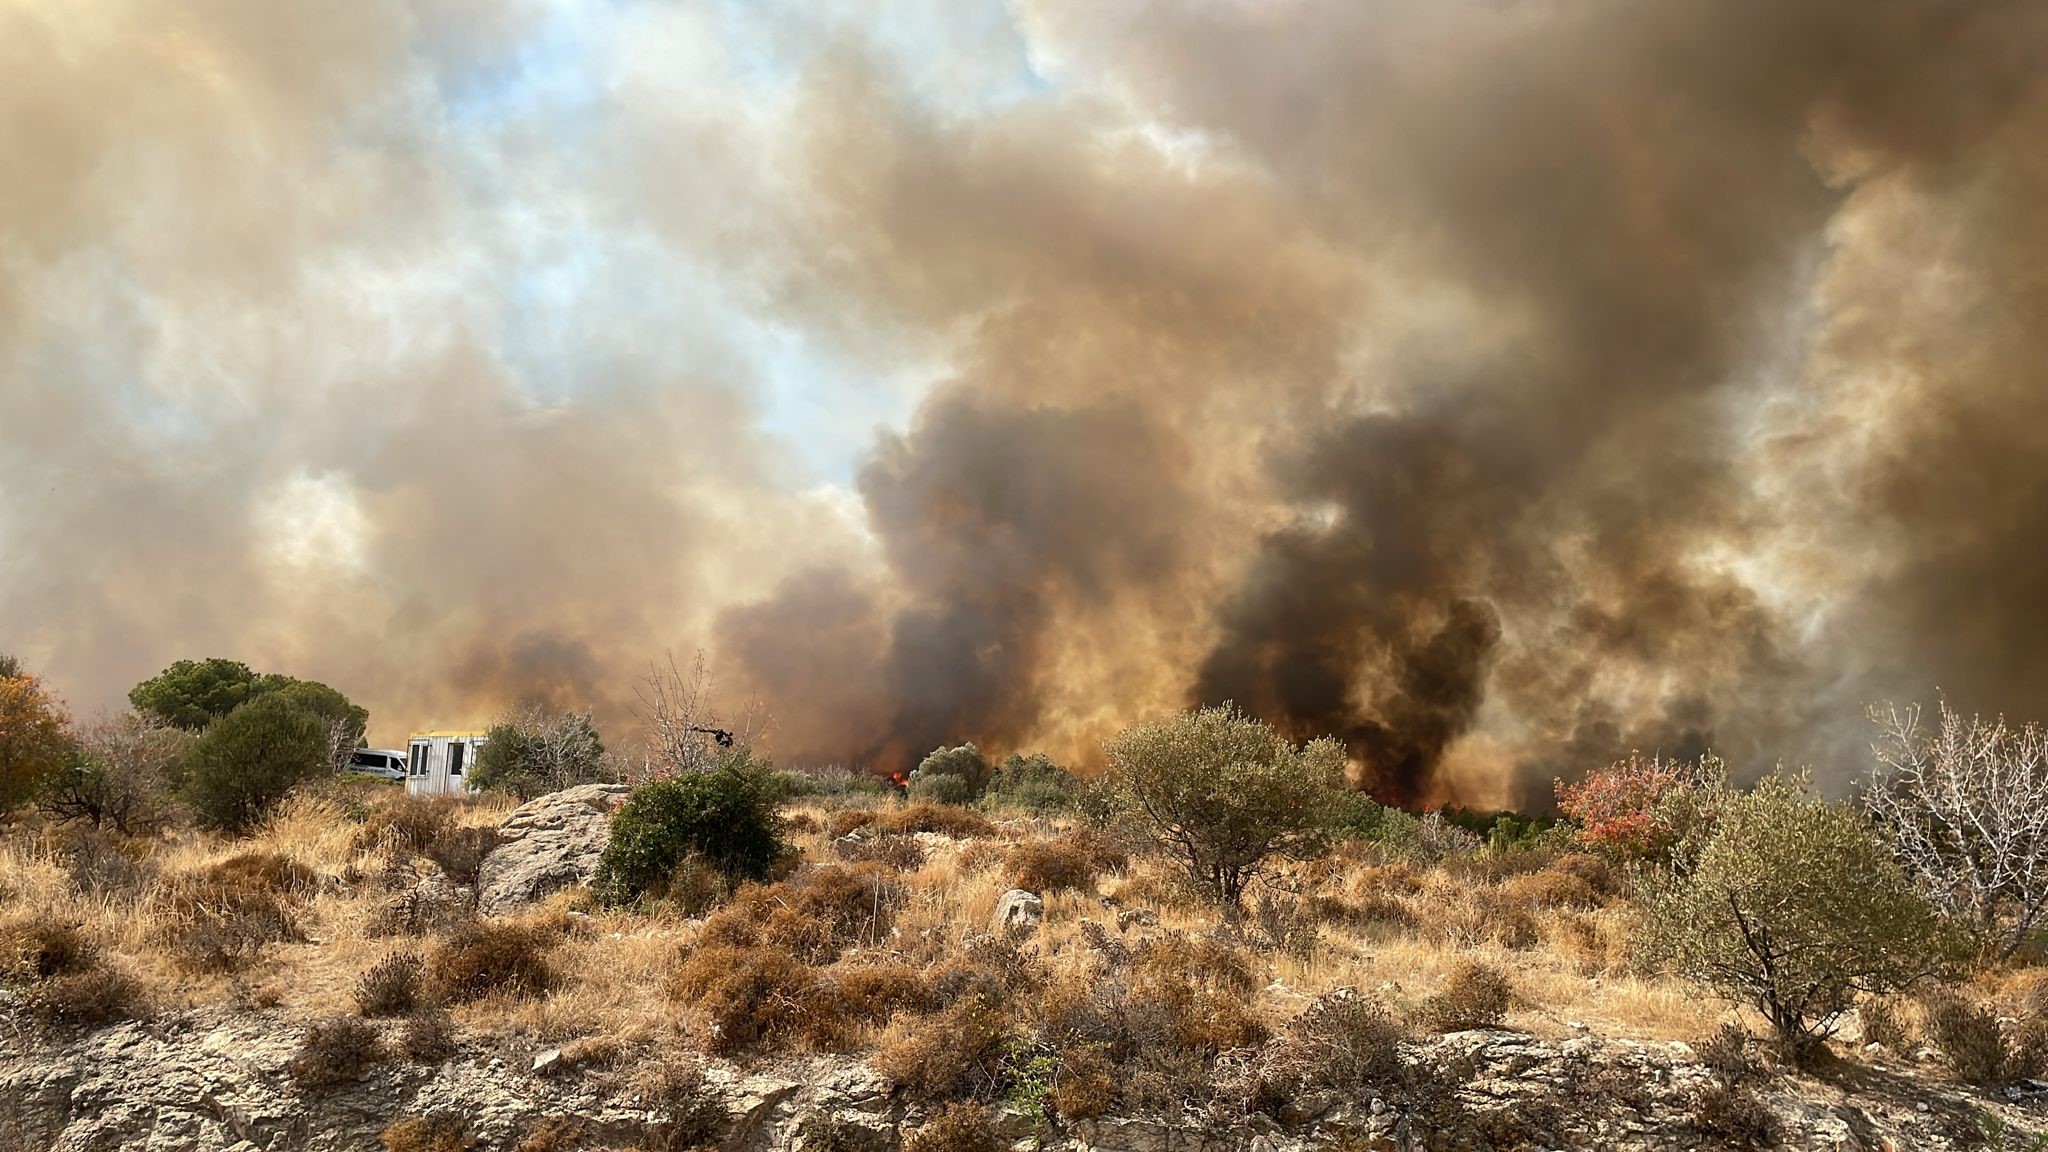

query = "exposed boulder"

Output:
[[993, 888, 1045, 936], [474, 784, 629, 915]]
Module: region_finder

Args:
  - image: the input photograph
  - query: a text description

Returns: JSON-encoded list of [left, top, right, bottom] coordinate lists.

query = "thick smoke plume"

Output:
[[4, 1, 2046, 807]]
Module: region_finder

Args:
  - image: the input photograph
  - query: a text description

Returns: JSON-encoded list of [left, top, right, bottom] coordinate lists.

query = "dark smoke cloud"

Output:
[[5, 1, 2046, 807]]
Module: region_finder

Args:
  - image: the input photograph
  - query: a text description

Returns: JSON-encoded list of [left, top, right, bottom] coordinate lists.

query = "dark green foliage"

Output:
[[909, 743, 992, 802], [593, 752, 790, 904], [128, 658, 365, 750], [467, 709, 606, 800], [181, 695, 329, 832], [268, 680, 369, 755]]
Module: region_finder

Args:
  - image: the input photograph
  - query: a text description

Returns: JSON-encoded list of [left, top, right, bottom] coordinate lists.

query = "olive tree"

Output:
[[470, 706, 609, 800], [1101, 703, 1346, 906], [182, 695, 328, 833], [1639, 773, 1962, 1054], [1868, 700, 2048, 958]]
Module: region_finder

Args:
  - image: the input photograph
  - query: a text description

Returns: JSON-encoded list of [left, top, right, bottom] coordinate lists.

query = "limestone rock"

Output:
[[993, 888, 1044, 936], [475, 783, 630, 915]]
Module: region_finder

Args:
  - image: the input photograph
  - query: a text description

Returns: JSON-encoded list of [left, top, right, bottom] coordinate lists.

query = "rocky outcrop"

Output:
[[474, 784, 629, 915], [5, 1000, 2042, 1152], [993, 889, 1045, 936]]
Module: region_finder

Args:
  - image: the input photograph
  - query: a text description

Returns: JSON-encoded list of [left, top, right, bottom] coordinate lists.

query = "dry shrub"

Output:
[[955, 841, 1007, 875], [873, 998, 1011, 1102], [1, 914, 143, 1028], [635, 1052, 728, 1150], [27, 966, 144, 1028], [0, 915, 94, 981], [357, 796, 455, 856], [923, 934, 1042, 1012], [1925, 993, 2012, 1084], [828, 810, 879, 839], [58, 827, 155, 897], [155, 852, 316, 972], [1499, 868, 1600, 911], [1351, 862, 1426, 898], [1004, 829, 1128, 893], [829, 962, 931, 1025], [872, 803, 995, 839], [1314, 891, 1415, 932], [669, 944, 837, 1054], [1860, 995, 1914, 1051], [1691, 1081, 1778, 1148], [1546, 852, 1617, 897], [903, 1102, 1000, 1152], [425, 825, 500, 892], [1413, 881, 1539, 950], [368, 887, 467, 939], [1050, 1047, 1116, 1120], [1548, 912, 1617, 974], [698, 864, 902, 964], [836, 833, 927, 872], [381, 1115, 473, 1152], [400, 1008, 458, 1062], [1696, 1023, 1765, 1083], [1419, 961, 1512, 1032], [1125, 938, 1269, 1059], [289, 1015, 387, 1087], [355, 950, 425, 1017], [429, 922, 554, 1003], [1282, 989, 1407, 1093]]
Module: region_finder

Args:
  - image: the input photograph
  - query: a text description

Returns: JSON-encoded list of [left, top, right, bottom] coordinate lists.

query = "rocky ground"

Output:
[[5, 997, 2043, 1151]]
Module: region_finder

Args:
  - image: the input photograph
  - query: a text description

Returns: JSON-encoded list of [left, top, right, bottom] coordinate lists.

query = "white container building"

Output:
[[405, 730, 489, 797]]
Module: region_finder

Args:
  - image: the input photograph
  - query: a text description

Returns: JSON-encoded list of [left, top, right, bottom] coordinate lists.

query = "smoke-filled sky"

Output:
[[4, 0, 2045, 807]]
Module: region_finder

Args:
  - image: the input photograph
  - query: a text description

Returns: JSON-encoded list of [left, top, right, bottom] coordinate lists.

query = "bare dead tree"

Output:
[[1867, 699, 2048, 958], [39, 712, 189, 834], [321, 715, 359, 777], [633, 650, 774, 780]]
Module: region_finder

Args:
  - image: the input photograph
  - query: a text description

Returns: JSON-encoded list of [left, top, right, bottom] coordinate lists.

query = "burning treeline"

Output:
[[6, 1, 2048, 809]]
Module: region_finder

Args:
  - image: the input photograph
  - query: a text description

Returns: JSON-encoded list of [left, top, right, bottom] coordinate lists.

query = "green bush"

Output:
[[908, 772, 972, 805], [984, 752, 1077, 813], [468, 709, 606, 801], [1326, 792, 1422, 849], [1637, 774, 1964, 1055], [182, 695, 328, 833], [1101, 704, 1346, 906], [909, 743, 991, 802], [593, 752, 790, 904]]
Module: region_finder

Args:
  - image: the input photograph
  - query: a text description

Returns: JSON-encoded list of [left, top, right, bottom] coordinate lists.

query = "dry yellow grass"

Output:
[[0, 782, 1735, 1070]]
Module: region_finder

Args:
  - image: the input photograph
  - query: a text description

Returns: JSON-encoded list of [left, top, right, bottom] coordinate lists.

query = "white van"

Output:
[[346, 748, 409, 782], [405, 731, 489, 797]]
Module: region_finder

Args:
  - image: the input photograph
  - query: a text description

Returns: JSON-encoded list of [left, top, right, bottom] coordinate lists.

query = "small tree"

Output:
[[0, 658, 72, 810], [1868, 700, 2048, 959], [268, 680, 369, 774], [635, 650, 773, 780], [908, 743, 991, 803], [1556, 751, 1726, 863], [182, 695, 328, 833], [128, 660, 366, 764], [469, 706, 609, 800], [1638, 774, 1962, 1054], [1100, 703, 1346, 906], [129, 658, 269, 731], [985, 751, 1077, 813], [39, 713, 190, 834], [593, 749, 788, 904]]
